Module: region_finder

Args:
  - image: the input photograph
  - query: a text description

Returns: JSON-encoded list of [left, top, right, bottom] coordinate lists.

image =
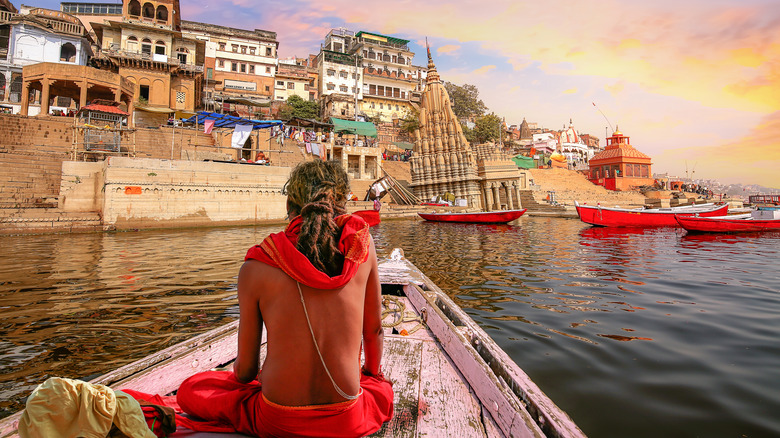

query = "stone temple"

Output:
[[409, 48, 526, 210]]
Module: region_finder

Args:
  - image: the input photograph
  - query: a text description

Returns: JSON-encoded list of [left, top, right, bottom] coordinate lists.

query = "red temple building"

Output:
[[587, 128, 652, 191]]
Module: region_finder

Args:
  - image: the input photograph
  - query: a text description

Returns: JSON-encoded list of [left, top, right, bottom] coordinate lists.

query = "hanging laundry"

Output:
[[305, 143, 312, 153], [311, 143, 319, 156], [204, 119, 215, 135], [231, 124, 253, 149]]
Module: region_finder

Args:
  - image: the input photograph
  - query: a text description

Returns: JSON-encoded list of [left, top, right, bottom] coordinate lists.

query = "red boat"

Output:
[[418, 209, 527, 224], [574, 201, 728, 227], [675, 211, 780, 233]]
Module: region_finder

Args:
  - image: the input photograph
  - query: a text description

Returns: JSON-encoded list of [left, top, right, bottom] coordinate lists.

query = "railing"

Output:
[[0, 10, 83, 36], [355, 37, 409, 51], [101, 48, 203, 72]]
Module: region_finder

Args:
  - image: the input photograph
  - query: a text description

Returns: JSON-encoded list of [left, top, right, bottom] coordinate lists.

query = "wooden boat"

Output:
[[418, 209, 527, 224], [574, 201, 728, 227], [675, 210, 780, 233], [0, 250, 584, 438]]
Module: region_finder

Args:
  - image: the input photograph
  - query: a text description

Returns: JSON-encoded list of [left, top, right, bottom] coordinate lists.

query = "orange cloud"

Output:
[[472, 65, 496, 75], [658, 111, 780, 187], [437, 44, 461, 55]]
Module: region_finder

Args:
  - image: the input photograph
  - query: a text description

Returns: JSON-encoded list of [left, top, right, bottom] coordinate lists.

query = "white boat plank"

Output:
[[416, 338, 489, 438], [368, 336, 423, 438], [404, 283, 540, 438]]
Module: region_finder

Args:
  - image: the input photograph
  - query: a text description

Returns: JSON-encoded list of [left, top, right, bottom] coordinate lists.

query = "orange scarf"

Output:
[[245, 214, 371, 289]]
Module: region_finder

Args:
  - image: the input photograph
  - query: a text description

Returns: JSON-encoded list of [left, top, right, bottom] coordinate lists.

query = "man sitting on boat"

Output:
[[175, 160, 394, 437]]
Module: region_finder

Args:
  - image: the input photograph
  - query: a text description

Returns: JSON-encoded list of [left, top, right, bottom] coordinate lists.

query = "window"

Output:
[[231, 62, 237, 72], [128, 0, 141, 16], [126, 36, 138, 52], [240, 63, 246, 73], [139, 84, 150, 101], [266, 47, 272, 56], [232, 44, 238, 53], [218, 42, 226, 51], [241, 45, 247, 54], [327, 69, 335, 76], [142, 2, 154, 18], [176, 47, 188, 64], [249, 47, 255, 55], [396, 105, 399, 111], [218, 59, 224, 67], [265, 86, 270, 92], [154, 41, 165, 55], [141, 38, 152, 55], [379, 103, 383, 109], [266, 66, 271, 73], [249, 65, 255, 74], [155, 5, 168, 21], [287, 82, 294, 89], [277, 80, 284, 86], [176, 91, 185, 104], [339, 70, 347, 79], [339, 85, 348, 92], [326, 83, 335, 90], [352, 87, 357, 93]]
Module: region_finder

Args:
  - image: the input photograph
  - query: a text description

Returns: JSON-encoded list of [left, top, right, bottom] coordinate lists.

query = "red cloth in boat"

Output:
[[244, 214, 371, 289], [174, 370, 393, 437]]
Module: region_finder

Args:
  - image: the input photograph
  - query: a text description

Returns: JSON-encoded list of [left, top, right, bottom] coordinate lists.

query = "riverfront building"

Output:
[[587, 128, 653, 191], [180, 20, 278, 115], [409, 48, 527, 210], [89, 0, 204, 125], [0, 4, 96, 115]]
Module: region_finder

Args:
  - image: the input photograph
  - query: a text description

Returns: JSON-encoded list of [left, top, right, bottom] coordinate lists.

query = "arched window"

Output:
[[141, 38, 152, 55], [126, 36, 138, 52], [154, 40, 166, 56], [142, 2, 154, 18], [155, 5, 168, 22], [59, 42, 77, 62], [128, 0, 141, 16]]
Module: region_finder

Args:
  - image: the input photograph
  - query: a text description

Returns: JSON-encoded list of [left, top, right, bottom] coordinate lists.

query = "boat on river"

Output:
[[574, 201, 728, 227], [0, 250, 584, 438], [418, 209, 527, 224], [675, 209, 780, 233]]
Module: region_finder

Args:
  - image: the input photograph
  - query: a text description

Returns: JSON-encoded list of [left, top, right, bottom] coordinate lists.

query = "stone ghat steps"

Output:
[[518, 190, 567, 212], [528, 168, 646, 208], [0, 209, 102, 234], [0, 152, 64, 208]]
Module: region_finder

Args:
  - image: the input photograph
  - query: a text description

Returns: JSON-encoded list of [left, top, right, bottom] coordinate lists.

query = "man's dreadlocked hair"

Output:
[[285, 160, 350, 277]]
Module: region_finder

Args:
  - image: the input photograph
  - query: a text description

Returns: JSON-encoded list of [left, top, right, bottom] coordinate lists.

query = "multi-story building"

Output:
[[180, 20, 278, 115], [354, 31, 418, 122], [0, 4, 95, 113], [316, 28, 426, 123], [89, 0, 204, 125], [274, 59, 311, 102], [317, 28, 362, 120]]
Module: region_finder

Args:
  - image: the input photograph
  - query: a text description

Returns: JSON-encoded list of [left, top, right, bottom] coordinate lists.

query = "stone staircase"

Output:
[[527, 168, 647, 208], [518, 190, 567, 213], [0, 208, 102, 234]]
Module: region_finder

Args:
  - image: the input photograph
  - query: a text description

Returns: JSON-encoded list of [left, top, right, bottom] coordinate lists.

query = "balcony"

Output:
[[100, 47, 204, 73]]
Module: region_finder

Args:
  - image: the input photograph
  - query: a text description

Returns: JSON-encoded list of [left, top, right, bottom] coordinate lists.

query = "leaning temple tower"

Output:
[[409, 48, 483, 209], [410, 48, 526, 211]]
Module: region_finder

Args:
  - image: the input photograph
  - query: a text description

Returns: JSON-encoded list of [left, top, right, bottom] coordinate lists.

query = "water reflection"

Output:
[[1, 218, 779, 437]]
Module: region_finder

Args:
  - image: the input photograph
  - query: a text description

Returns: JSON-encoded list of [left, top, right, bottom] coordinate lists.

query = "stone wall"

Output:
[[0, 114, 223, 209], [62, 157, 290, 229]]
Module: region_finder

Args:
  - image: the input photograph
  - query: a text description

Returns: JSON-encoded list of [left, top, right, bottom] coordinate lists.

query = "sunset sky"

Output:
[[40, 0, 780, 188]]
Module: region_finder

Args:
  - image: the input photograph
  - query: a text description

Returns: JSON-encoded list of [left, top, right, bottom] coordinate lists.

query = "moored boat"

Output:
[[0, 250, 584, 438], [418, 209, 527, 224], [675, 210, 780, 233], [574, 201, 728, 227]]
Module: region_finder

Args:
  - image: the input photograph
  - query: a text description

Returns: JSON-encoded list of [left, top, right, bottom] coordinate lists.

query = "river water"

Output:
[[1, 217, 778, 437]]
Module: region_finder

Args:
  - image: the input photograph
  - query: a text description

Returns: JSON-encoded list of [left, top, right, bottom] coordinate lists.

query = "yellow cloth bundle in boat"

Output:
[[18, 377, 155, 438]]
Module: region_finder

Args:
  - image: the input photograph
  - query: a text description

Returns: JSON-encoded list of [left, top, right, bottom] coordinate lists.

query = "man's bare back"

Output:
[[233, 235, 384, 406]]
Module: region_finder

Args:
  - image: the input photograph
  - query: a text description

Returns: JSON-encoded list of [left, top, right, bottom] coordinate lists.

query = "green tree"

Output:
[[278, 95, 319, 121], [444, 82, 487, 120], [473, 113, 502, 144], [398, 108, 421, 133]]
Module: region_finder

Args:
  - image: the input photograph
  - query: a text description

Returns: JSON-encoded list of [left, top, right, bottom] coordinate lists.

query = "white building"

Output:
[[0, 4, 93, 113]]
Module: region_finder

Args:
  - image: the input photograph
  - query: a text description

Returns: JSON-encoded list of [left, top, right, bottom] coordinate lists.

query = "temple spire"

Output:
[[425, 38, 440, 84]]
